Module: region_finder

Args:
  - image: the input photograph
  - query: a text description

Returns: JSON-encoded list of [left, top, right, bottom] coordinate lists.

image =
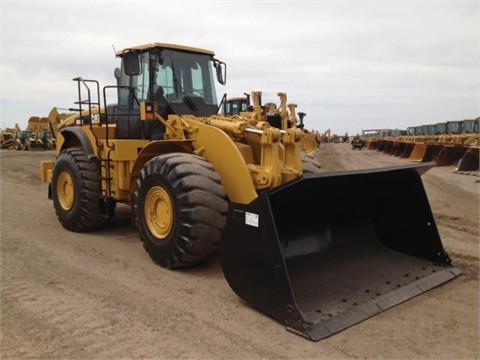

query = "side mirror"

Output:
[[114, 67, 121, 80], [123, 50, 141, 76], [213, 59, 227, 85]]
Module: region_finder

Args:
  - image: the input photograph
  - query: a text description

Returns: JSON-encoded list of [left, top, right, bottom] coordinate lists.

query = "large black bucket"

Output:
[[456, 147, 479, 171], [220, 163, 461, 341]]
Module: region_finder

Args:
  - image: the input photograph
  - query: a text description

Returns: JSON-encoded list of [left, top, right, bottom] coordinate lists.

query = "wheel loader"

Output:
[[40, 42, 460, 341], [25, 116, 56, 150]]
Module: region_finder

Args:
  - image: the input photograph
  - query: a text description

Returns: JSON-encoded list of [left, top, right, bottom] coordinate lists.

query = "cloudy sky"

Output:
[[1, 1, 478, 136]]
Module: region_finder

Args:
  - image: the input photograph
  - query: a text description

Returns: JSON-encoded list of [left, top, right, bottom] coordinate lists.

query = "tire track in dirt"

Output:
[[1, 147, 478, 359], [435, 213, 479, 236], [1, 200, 301, 359]]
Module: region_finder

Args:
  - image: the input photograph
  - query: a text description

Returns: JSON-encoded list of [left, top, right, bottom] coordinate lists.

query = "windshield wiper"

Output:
[[173, 78, 197, 112]]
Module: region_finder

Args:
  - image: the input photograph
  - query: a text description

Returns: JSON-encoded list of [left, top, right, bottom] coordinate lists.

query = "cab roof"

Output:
[[116, 43, 215, 57]]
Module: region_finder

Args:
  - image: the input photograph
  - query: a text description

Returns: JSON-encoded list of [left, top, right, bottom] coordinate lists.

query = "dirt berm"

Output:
[[1, 143, 478, 359]]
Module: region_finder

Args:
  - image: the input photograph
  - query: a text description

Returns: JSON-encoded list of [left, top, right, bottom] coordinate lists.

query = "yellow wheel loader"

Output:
[[23, 116, 51, 150], [40, 42, 460, 341]]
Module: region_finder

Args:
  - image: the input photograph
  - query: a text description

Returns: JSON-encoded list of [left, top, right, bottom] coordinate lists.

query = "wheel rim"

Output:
[[57, 171, 75, 211], [145, 186, 173, 240]]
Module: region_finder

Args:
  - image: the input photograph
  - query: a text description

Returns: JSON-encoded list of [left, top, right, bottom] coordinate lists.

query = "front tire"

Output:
[[52, 147, 108, 232], [133, 153, 228, 268]]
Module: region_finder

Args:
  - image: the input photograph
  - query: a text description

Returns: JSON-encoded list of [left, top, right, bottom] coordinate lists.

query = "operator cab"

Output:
[[113, 43, 226, 139], [223, 96, 250, 116]]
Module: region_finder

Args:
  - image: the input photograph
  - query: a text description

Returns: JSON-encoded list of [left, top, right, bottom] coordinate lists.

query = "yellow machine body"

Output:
[[40, 42, 460, 342]]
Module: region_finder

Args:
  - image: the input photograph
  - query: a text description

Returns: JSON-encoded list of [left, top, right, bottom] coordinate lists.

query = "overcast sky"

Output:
[[1, 0, 478, 136]]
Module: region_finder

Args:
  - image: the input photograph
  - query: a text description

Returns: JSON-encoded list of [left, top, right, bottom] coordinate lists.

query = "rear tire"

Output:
[[52, 147, 108, 232], [133, 153, 228, 268]]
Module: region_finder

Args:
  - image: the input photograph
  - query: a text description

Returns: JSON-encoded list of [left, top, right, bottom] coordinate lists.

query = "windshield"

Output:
[[154, 49, 218, 105], [118, 48, 219, 111]]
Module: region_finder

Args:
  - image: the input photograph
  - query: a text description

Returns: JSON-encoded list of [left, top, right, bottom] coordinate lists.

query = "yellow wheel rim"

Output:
[[145, 186, 173, 239], [57, 171, 75, 211]]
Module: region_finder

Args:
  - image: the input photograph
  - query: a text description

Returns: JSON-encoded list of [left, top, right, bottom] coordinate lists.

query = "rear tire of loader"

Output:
[[52, 147, 109, 232], [133, 153, 228, 269], [301, 153, 323, 173]]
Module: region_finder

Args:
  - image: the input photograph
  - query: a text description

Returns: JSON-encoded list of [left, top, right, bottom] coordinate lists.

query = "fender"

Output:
[[59, 127, 96, 159], [128, 139, 195, 193]]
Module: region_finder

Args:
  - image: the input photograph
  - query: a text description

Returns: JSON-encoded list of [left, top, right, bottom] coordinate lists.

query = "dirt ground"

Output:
[[1, 143, 478, 359]]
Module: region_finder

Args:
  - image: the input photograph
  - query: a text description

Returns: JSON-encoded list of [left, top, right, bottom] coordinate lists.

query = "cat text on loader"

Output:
[[40, 43, 460, 341]]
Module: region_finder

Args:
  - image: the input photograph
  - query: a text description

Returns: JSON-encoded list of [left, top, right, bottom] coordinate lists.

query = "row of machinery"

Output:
[[362, 120, 479, 171], [1, 117, 56, 150]]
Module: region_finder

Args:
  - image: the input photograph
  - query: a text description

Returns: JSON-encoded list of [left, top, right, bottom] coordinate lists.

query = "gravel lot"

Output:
[[1, 143, 478, 359]]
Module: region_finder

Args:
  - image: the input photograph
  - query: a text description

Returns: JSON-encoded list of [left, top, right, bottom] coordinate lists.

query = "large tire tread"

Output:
[[133, 153, 228, 269], [52, 147, 108, 232]]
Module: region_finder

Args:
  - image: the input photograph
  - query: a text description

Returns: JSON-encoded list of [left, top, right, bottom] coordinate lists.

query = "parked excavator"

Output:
[[320, 128, 331, 143], [40, 42, 460, 341]]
